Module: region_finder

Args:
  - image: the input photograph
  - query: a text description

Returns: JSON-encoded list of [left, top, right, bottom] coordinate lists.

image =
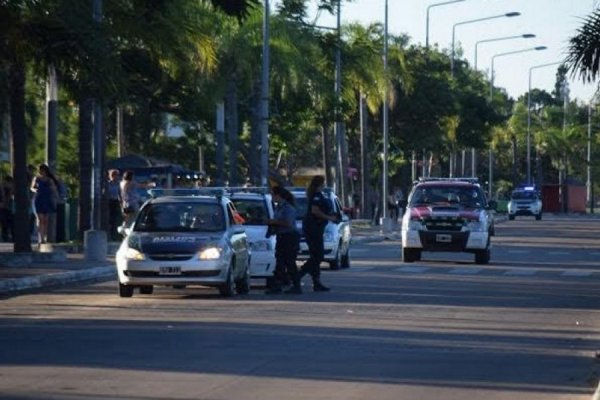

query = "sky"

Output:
[[275, 0, 600, 103]]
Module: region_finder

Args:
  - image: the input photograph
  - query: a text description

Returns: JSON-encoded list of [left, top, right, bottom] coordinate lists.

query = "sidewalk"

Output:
[[0, 223, 393, 299]]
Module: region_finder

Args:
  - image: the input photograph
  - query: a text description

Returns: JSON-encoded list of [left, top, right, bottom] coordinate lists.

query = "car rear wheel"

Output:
[[340, 245, 350, 269], [118, 282, 134, 298], [475, 248, 490, 264], [219, 265, 235, 297], [329, 244, 342, 270], [402, 248, 421, 263], [139, 285, 153, 295], [235, 262, 251, 295]]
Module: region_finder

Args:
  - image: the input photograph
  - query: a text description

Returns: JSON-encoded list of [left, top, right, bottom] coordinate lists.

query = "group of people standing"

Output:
[[265, 175, 338, 295]]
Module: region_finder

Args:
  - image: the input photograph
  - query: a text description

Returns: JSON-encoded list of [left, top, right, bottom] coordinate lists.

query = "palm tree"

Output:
[[565, 9, 600, 84]]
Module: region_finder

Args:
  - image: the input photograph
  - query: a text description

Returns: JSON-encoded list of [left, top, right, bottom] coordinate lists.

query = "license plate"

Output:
[[436, 234, 452, 243], [159, 266, 182, 275]]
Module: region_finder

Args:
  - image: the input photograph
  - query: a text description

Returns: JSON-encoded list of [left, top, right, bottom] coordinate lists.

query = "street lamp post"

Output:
[[474, 33, 535, 70], [426, 0, 465, 49], [490, 46, 547, 99], [452, 12, 520, 78], [382, 0, 391, 230], [260, 0, 270, 186], [527, 61, 561, 185], [487, 46, 546, 199]]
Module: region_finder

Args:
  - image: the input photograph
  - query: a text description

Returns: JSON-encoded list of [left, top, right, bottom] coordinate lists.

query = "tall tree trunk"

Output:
[[322, 121, 333, 187], [226, 78, 239, 186], [8, 60, 31, 252], [78, 98, 93, 239], [249, 79, 261, 185], [511, 135, 518, 188]]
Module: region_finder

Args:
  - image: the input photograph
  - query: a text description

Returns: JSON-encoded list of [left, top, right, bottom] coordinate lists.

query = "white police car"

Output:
[[115, 189, 250, 297], [226, 187, 277, 282], [508, 186, 543, 220], [289, 187, 352, 269], [401, 178, 496, 264]]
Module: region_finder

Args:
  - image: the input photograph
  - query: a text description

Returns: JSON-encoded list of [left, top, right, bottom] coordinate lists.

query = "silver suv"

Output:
[[401, 178, 496, 264], [289, 187, 352, 269]]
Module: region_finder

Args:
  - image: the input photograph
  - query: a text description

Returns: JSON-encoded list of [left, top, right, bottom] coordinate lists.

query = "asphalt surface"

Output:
[[0, 220, 398, 298]]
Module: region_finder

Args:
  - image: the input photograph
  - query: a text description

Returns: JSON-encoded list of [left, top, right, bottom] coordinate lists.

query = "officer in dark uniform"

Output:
[[265, 186, 302, 294], [300, 175, 339, 292]]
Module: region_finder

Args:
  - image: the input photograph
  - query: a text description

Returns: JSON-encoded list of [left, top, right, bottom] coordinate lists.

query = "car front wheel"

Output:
[[118, 282, 134, 298], [219, 265, 236, 297], [402, 248, 421, 263], [235, 262, 251, 295], [475, 248, 490, 264]]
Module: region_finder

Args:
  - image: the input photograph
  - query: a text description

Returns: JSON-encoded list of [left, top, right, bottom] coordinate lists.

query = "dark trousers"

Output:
[[272, 231, 300, 288], [0, 208, 13, 242], [301, 227, 325, 283], [108, 199, 122, 241]]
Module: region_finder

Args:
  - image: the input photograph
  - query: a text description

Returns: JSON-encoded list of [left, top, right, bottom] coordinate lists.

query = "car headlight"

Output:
[[466, 220, 485, 232], [125, 248, 145, 261], [250, 240, 272, 251], [323, 230, 335, 242], [402, 218, 423, 231], [198, 247, 221, 260]]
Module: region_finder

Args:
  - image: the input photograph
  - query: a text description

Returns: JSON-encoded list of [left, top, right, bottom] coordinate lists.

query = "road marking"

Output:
[[506, 250, 530, 254], [590, 252, 600, 257], [548, 251, 570, 255], [449, 267, 482, 275], [561, 270, 592, 277], [342, 267, 375, 272], [396, 266, 429, 273], [503, 269, 536, 276]]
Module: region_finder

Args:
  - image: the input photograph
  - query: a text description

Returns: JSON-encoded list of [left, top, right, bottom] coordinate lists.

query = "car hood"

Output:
[[127, 232, 221, 254], [410, 205, 480, 221]]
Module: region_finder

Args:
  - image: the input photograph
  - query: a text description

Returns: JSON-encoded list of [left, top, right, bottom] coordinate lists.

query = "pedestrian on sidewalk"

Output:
[[30, 163, 59, 246], [0, 176, 14, 242], [120, 170, 142, 228], [107, 169, 122, 240], [265, 185, 302, 295], [299, 175, 338, 292]]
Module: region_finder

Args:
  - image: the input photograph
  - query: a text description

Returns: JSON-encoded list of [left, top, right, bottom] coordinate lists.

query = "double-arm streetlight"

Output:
[[474, 34, 535, 70], [426, 0, 465, 48], [452, 12, 520, 77], [490, 46, 547, 99], [527, 61, 562, 185]]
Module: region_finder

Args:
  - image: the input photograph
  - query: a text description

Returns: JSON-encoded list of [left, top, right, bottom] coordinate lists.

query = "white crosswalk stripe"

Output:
[[449, 267, 483, 275], [396, 266, 429, 273], [561, 270, 592, 277], [503, 269, 536, 276]]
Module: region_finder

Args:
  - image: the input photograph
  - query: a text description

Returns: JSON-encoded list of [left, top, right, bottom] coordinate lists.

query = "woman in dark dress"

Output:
[[30, 164, 59, 245]]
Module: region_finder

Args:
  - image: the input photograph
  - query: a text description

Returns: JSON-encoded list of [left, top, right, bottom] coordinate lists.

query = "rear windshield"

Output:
[[231, 198, 268, 225], [134, 203, 225, 232]]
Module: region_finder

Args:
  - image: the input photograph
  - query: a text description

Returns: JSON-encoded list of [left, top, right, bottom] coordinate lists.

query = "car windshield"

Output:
[[511, 190, 537, 200], [134, 203, 225, 232], [231, 198, 268, 225], [409, 185, 486, 208]]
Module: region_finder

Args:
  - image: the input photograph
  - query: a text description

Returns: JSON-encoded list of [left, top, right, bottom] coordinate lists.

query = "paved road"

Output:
[[1, 215, 600, 399]]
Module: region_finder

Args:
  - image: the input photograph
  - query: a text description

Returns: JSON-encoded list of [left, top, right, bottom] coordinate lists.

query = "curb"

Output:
[[0, 265, 115, 298]]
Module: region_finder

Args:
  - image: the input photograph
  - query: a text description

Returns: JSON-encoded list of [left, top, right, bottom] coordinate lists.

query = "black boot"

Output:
[[313, 281, 330, 292]]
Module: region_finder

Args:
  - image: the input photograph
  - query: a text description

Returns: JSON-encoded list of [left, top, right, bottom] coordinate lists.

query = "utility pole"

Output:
[[334, 0, 345, 199], [260, 0, 270, 186], [84, 0, 107, 261]]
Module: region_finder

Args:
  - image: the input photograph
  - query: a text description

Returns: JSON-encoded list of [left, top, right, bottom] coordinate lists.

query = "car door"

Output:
[[333, 196, 351, 248], [226, 202, 249, 275]]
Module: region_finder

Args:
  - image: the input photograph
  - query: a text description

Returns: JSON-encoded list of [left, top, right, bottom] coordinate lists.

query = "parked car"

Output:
[[401, 178, 496, 264], [508, 186, 542, 220], [227, 188, 277, 282], [288, 187, 352, 269], [115, 190, 250, 297]]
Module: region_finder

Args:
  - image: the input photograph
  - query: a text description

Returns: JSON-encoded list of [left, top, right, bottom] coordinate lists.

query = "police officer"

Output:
[[300, 175, 339, 292], [265, 186, 302, 294]]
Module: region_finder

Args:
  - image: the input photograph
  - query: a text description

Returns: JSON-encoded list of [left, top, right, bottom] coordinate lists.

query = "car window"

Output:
[[511, 191, 537, 200], [409, 185, 485, 207], [135, 203, 225, 232], [231, 198, 268, 225]]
